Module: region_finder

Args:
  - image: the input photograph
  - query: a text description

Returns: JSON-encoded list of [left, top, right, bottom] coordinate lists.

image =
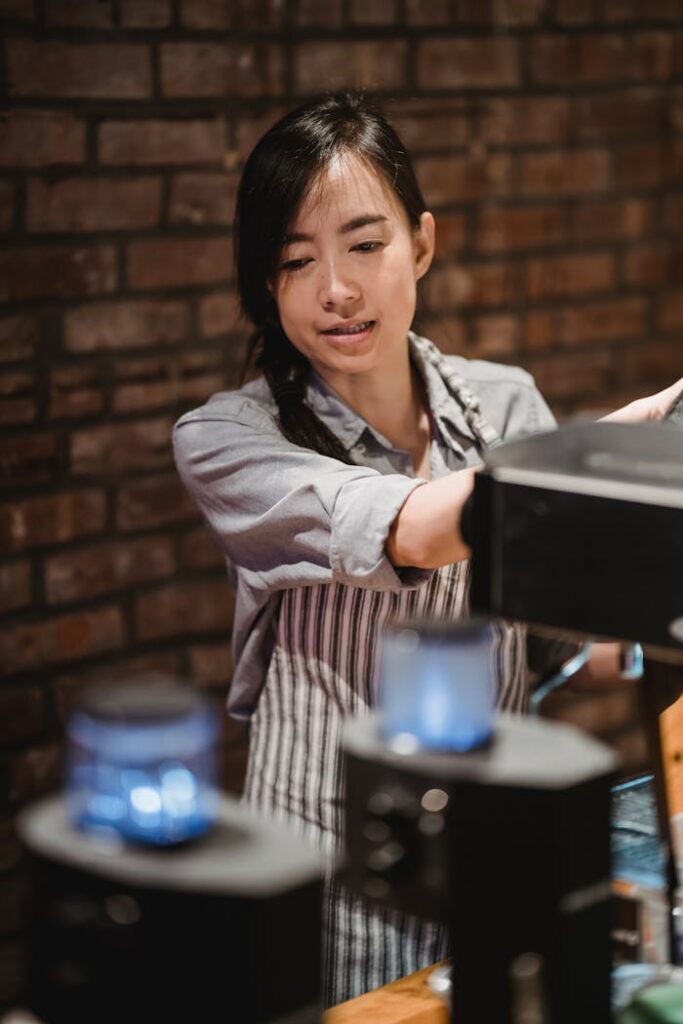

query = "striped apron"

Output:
[[241, 369, 528, 1006]]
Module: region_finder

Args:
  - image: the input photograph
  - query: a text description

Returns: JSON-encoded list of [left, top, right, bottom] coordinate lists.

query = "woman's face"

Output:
[[271, 154, 434, 388]]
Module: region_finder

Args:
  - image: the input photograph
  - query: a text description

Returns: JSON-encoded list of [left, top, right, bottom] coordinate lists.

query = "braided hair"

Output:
[[234, 91, 429, 465]]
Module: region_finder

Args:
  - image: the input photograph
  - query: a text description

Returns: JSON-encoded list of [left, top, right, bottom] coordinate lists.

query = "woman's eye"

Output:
[[280, 258, 311, 272], [352, 241, 383, 253]]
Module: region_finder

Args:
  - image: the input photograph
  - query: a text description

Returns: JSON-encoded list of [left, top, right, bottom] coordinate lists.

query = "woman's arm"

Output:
[[599, 377, 683, 424], [386, 468, 476, 569], [388, 377, 683, 571]]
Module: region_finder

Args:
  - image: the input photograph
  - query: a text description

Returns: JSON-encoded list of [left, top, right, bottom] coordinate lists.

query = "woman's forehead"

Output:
[[293, 153, 405, 230]]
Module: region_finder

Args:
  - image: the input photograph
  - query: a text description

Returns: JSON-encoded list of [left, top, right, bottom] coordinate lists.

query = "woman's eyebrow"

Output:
[[282, 214, 388, 245]]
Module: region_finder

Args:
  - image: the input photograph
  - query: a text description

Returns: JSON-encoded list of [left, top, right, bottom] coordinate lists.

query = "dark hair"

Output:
[[234, 91, 428, 463]]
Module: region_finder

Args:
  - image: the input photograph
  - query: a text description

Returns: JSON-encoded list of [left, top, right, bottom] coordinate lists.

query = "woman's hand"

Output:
[[600, 377, 683, 424]]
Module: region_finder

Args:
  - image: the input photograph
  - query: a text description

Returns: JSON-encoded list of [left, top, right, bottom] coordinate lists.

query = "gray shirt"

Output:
[[172, 331, 558, 722]]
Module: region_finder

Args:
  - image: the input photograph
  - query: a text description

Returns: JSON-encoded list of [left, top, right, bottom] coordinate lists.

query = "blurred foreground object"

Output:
[[18, 674, 324, 1024], [66, 677, 218, 846]]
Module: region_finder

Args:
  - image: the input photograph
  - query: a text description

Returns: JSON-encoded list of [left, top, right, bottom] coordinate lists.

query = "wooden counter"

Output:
[[324, 962, 449, 1024]]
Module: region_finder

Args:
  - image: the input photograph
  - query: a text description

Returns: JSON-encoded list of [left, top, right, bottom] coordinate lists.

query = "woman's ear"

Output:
[[414, 211, 435, 282]]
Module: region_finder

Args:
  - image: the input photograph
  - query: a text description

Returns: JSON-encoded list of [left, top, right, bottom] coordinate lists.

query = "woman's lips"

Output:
[[320, 320, 375, 344]]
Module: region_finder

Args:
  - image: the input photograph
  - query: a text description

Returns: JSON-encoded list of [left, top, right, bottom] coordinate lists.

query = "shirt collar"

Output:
[[305, 331, 476, 456]]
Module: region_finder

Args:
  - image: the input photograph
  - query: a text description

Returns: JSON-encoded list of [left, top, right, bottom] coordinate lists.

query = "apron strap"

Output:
[[418, 337, 504, 453]]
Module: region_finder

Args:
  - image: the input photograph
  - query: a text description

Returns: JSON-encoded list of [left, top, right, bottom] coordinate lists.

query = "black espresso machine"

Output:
[[17, 678, 325, 1024], [341, 417, 683, 1023]]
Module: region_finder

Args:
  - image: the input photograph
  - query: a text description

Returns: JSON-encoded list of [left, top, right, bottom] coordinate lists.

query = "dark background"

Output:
[[1, 0, 683, 1007]]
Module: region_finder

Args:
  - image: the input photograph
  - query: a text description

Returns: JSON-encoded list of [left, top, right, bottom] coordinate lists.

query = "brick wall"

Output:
[[1, 0, 682, 1008]]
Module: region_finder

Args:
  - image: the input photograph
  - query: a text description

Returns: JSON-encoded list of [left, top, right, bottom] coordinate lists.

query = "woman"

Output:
[[173, 91, 682, 1005]]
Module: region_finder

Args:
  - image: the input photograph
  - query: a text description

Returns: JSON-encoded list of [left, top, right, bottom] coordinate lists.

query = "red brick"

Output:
[[161, 43, 283, 98], [662, 191, 683, 230], [417, 37, 520, 90], [179, 0, 231, 26], [0, 561, 31, 615], [27, 177, 161, 233], [120, 0, 170, 26], [414, 315, 467, 355], [7, 40, 152, 100], [637, 0, 680, 20], [0, 109, 85, 168], [6, 743, 62, 801], [405, 0, 449, 24], [112, 351, 225, 414], [135, 580, 235, 640], [350, 0, 397, 23], [433, 213, 468, 260], [477, 204, 567, 254], [0, 0, 35, 17], [0, 180, 14, 232], [0, 370, 36, 425], [425, 261, 520, 310], [614, 142, 667, 188], [180, 525, 225, 570], [659, 292, 683, 332], [199, 290, 241, 337], [46, 536, 174, 605], [384, 99, 470, 153], [576, 34, 628, 82], [0, 315, 38, 364], [179, 0, 284, 28], [70, 416, 173, 476], [233, 107, 289, 162], [189, 642, 233, 689], [0, 490, 106, 554], [576, 89, 667, 140], [116, 472, 198, 531], [553, 0, 595, 22], [481, 97, 571, 145], [0, 246, 117, 303], [458, 0, 543, 24], [50, 364, 103, 420], [169, 172, 236, 226], [573, 199, 654, 244], [294, 40, 407, 94], [525, 252, 613, 300], [470, 315, 518, 358], [630, 32, 674, 80], [127, 237, 232, 290], [529, 35, 576, 84], [624, 242, 683, 286], [417, 153, 512, 206], [522, 299, 647, 352], [99, 118, 226, 166], [45, 0, 114, 25], [602, 0, 635, 19], [64, 299, 191, 354], [0, 687, 45, 744], [520, 149, 609, 196], [626, 341, 683, 384], [525, 350, 618, 402], [53, 650, 183, 724], [0, 606, 124, 676], [0, 433, 58, 486]]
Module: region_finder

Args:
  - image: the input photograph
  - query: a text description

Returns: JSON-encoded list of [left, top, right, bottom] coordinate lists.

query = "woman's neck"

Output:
[[316, 347, 432, 460]]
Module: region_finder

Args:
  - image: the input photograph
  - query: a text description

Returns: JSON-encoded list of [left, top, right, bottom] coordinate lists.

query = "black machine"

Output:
[[342, 712, 617, 1023], [19, 795, 324, 1024], [341, 417, 683, 1023]]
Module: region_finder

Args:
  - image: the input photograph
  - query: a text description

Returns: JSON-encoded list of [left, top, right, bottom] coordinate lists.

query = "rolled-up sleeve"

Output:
[[172, 398, 432, 595]]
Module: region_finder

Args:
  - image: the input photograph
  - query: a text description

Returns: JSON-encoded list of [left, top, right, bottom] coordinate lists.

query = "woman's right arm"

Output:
[[386, 469, 477, 570]]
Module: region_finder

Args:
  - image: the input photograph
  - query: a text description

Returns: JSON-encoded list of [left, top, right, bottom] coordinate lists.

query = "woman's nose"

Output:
[[318, 261, 360, 309]]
